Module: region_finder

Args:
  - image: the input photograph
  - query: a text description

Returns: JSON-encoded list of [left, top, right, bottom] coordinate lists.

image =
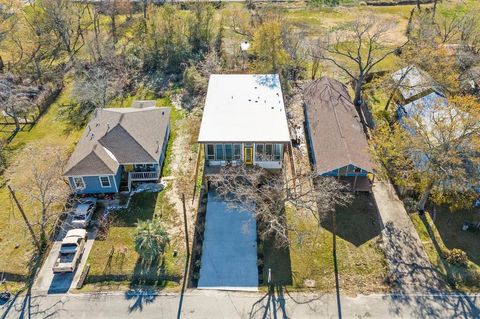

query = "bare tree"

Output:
[[0, 74, 38, 131], [315, 16, 408, 112], [7, 145, 70, 251], [209, 165, 352, 247]]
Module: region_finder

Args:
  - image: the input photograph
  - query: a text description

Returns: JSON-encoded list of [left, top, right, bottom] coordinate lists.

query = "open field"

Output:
[[0, 81, 82, 286]]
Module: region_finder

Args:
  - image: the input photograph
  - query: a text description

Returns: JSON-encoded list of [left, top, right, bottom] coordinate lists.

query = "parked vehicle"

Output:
[[71, 198, 97, 228], [53, 229, 87, 273], [0, 290, 11, 302]]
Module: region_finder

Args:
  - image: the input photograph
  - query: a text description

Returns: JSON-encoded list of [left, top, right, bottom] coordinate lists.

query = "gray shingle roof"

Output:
[[64, 105, 170, 176], [304, 77, 373, 175]]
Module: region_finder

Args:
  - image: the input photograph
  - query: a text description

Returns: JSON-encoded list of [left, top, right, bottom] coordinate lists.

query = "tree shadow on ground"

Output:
[[248, 285, 324, 319], [260, 207, 293, 286], [430, 207, 480, 265], [321, 193, 381, 247], [383, 219, 480, 319]]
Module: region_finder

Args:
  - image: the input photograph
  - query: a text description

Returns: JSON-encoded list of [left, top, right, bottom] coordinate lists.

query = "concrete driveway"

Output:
[[198, 190, 258, 291], [32, 216, 97, 294]]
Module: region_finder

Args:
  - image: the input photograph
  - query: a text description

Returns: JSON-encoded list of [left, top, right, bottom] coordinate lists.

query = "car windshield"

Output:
[[61, 243, 77, 250]]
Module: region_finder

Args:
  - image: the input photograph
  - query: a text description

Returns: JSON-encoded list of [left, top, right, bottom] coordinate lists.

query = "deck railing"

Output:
[[129, 171, 159, 181]]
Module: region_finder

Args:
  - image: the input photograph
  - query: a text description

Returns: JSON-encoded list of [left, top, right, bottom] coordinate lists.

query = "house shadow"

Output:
[[321, 193, 381, 247]]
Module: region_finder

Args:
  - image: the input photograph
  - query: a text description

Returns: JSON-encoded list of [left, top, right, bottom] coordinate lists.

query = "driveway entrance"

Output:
[[198, 190, 258, 291]]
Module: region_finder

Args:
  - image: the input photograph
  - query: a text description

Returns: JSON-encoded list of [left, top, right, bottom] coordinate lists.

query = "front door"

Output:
[[244, 146, 253, 165]]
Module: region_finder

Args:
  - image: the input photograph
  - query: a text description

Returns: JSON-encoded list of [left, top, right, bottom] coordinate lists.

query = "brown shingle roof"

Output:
[[64, 105, 170, 176], [304, 77, 373, 175]]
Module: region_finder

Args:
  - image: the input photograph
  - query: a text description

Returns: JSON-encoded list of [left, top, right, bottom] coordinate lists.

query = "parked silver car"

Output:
[[71, 198, 97, 228]]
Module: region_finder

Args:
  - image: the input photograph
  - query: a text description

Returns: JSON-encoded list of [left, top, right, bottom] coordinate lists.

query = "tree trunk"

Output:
[[416, 0, 421, 11], [432, 0, 438, 20], [353, 77, 363, 108], [13, 114, 20, 132], [417, 180, 434, 213], [0, 55, 4, 73], [406, 8, 415, 38]]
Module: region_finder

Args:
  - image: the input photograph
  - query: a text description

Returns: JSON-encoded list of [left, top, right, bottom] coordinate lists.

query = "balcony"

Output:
[[129, 171, 159, 181]]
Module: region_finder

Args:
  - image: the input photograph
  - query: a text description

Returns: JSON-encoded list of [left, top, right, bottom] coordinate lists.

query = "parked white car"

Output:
[[71, 198, 97, 228], [52, 229, 87, 273]]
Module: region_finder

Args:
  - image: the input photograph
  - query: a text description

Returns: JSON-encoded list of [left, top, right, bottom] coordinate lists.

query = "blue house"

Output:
[[303, 77, 374, 192], [63, 101, 170, 194]]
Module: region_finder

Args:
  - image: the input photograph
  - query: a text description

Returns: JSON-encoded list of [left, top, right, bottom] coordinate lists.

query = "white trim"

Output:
[[99, 175, 112, 188], [72, 176, 86, 189], [112, 173, 118, 192]]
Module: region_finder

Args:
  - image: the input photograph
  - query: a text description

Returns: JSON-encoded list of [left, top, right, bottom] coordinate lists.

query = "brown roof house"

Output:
[[64, 101, 170, 194], [303, 77, 374, 191]]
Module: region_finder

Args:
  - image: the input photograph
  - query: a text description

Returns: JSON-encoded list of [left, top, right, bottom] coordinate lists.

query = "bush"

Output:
[[444, 248, 468, 266]]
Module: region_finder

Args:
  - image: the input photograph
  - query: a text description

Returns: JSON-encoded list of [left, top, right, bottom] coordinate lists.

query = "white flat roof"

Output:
[[198, 74, 291, 143]]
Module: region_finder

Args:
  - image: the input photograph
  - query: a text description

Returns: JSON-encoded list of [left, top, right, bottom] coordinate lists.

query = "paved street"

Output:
[[372, 181, 445, 293], [2, 289, 480, 319], [31, 217, 97, 294]]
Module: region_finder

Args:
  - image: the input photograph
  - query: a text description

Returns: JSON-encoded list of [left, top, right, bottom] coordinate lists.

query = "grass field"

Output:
[[0, 81, 82, 284], [411, 208, 480, 292], [285, 194, 388, 294]]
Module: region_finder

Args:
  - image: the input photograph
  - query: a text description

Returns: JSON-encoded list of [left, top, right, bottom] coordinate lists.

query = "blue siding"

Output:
[[69, 171, 119, 195]]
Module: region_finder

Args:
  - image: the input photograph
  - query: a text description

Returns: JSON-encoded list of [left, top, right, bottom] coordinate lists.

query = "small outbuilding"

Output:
[[303, 77, 374, 192]]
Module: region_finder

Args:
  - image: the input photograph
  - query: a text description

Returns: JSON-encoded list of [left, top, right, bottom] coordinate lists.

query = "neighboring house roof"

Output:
[[397, 92, 449, 131], [198, 74, 291, 143], [303, 77, 373, 175], [391, 65, 439, 101], [64, 105, 170, 176]]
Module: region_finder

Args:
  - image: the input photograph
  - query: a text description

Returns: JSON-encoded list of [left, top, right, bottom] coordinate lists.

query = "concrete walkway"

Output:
[[372, 181, 445, 293], [3, 289, 480, 319]]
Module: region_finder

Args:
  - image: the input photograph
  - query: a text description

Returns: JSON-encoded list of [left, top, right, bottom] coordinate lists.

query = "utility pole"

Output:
[[7, 185, 41, 252], [181, 194, 190, 258]]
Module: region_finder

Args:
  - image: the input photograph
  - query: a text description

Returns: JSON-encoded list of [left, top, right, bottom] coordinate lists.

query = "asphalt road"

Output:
[[2, 289, 480, 319]]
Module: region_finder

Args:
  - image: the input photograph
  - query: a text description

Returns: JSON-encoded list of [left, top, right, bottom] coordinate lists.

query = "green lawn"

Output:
[[411, 209, 480, 291], [82, 190, 186, 292], [286, 194, 388, 294], [0, 81, 82, 285]]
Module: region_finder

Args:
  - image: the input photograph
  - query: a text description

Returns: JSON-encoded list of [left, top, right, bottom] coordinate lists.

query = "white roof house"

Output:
[[198, 74, 290, 143]]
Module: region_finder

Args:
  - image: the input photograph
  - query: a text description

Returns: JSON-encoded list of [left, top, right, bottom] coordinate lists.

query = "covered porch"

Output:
[[119, 164, 161, 192]]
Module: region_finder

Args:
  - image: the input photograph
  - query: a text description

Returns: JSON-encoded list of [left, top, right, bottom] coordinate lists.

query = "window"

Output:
[[265, 144, 273, 160], [233, 144, 241, 160], [73, 177, 85, 189], [255, 144, 264, 161], [206, 144, 215, 160], [225, 144, 233, 161], [274, 144, 282, 160], [215, 144, 224, 161], [99, 176, 111, 188], [354, 167, 361, 173]]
